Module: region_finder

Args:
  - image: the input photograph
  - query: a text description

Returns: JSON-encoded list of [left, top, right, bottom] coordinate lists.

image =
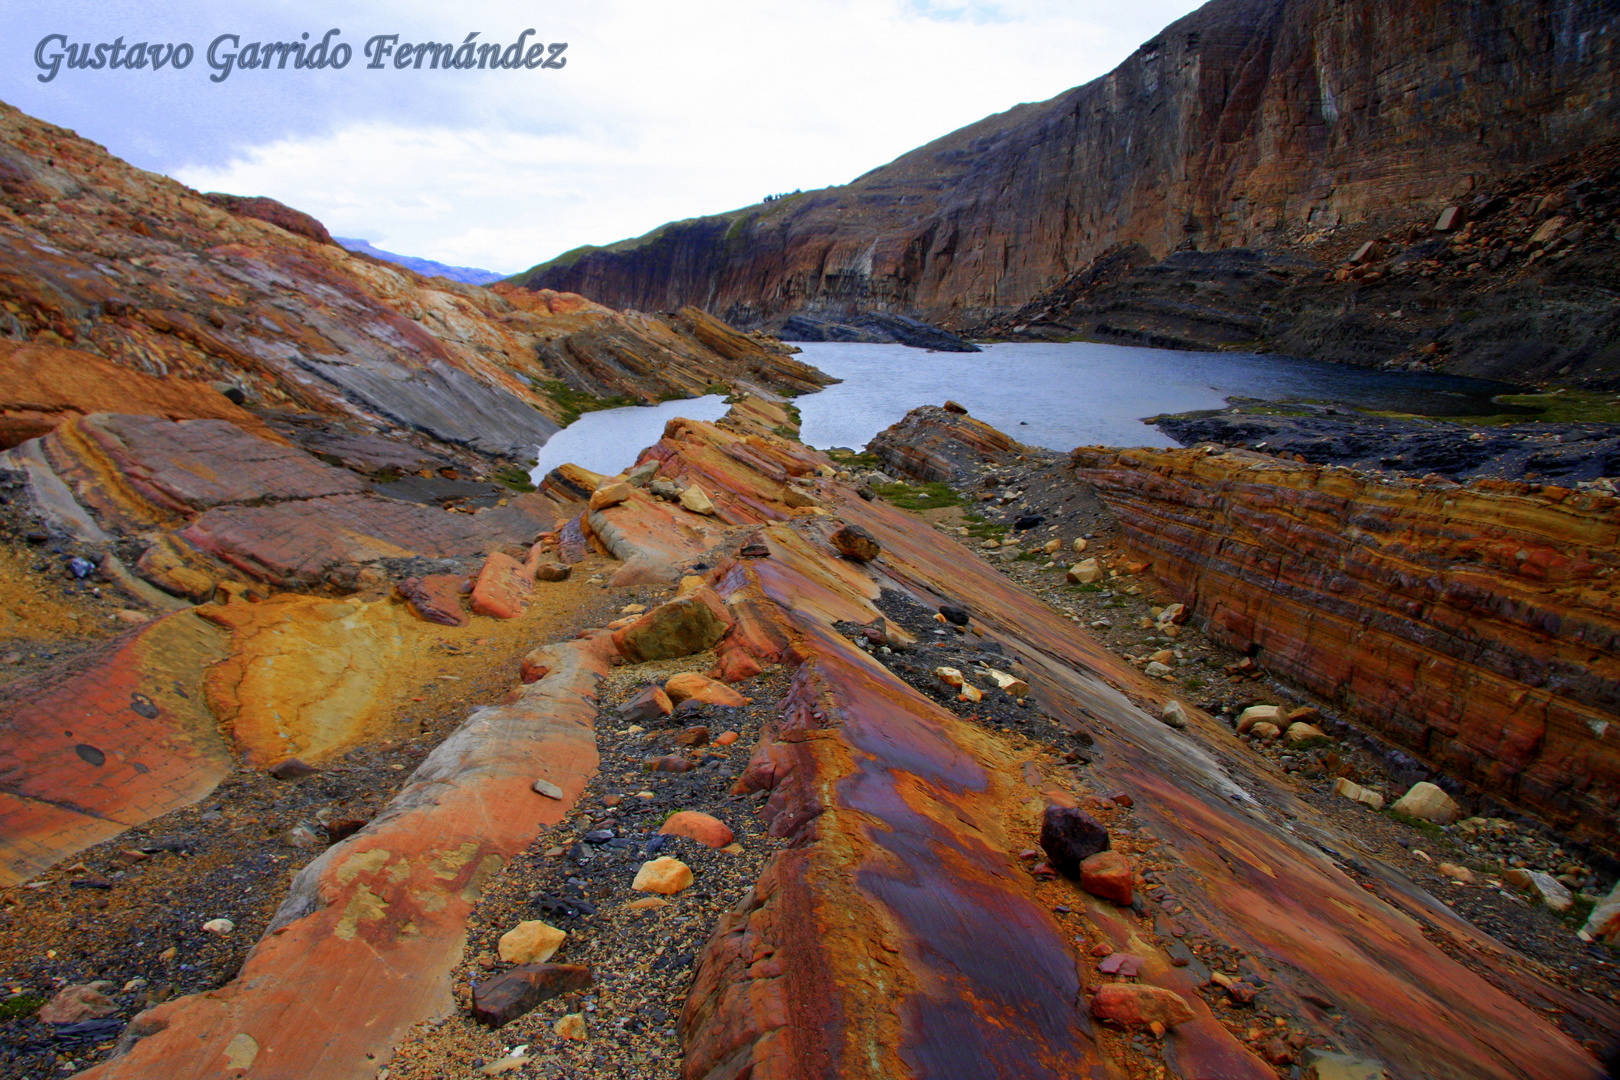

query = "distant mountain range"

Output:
[[333, 237, 506, 285]]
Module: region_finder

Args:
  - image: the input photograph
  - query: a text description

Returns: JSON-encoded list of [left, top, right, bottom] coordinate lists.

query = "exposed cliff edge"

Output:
[[513, 0, 1620, 380]]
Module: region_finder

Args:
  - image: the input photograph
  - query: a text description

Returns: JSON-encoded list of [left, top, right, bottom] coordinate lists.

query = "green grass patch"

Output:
[[1014, 551, 1046, 562], [491, 464, 536, 493], [532, 379, 637, 426], [872, 481, 964, 512], [961, 515, 1007, 540], [657, 389, 694, 403], [826, 448, 882, 470], [1181, 676, 1207, 691], [0, 995, 43, 1020], [771, 425, 801, 441], [704, 383, 731, 396], [1386, 809, 1445, 838], [1069, 582, 1104, 593]]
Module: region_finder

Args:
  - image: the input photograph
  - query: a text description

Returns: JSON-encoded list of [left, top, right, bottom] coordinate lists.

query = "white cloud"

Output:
[[6, 0, 1205, 272]]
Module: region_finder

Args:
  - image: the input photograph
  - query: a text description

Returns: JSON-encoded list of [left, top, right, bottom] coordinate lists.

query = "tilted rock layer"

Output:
[[515, 0, 1619, 374], [1073, 445, 1620, 853]]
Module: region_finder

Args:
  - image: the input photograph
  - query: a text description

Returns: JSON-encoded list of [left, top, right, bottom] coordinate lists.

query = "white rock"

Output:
[[201, 918, 234, 935], [1580, 879, 1620, 941], [532, 779, 564, 799], [1524, 870, 1574, 912], [1390, 781, 1460, 824], [1331, 777, 1385, 811], [1161, 700, 1189, 729], [981, 668, 1030, 697], [1143, 661, 1173, 678]]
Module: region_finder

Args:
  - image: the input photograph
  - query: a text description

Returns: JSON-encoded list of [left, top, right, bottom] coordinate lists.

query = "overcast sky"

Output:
[[2, 1, 1205, 274]]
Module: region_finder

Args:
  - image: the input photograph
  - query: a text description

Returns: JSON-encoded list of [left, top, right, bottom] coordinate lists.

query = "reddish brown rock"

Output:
[[617, 684, 674, 722], [664, 672, 751, 707], [1079, 850, 1134, 905], [866, 404, 1022, 483], [1074, 445, 1620, 854], [38, 984, 118, 1024], [472, 964, 593, 1028], [397, 575, 468, 626], [658, 811, 734, 849], [1090, 985, 1196, 1029], [469, 552, 533, 620]]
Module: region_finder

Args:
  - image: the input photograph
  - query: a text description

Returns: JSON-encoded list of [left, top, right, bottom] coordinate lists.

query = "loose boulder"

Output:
[[1090, 985, 1195, 1029], [1390, 781, 1460, 824], [618, 685, 674, 722], [1038, 805, 1111, 877], [38, 984, 117, 1024], [633, 856, 694, 894], [831, 524, 881, 562], [679, 485, 716, 515], [1332, 777, 1385, 811], [658, 811, 734, 848], [1066, 559, 1102, 584], [664, 672, 752, 707], [472, 964, 592, 1028], [397, 575, 468, 626], [498, 920, 567, 964], [1236, 705, 1281, 734], [613, 589, 734, 663], [1079, 850, 1133, 905], [589, 482, 634, 511], [470, 552, 533, 620]]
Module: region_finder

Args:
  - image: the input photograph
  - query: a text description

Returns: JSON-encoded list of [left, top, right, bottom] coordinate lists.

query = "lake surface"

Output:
[[529, 342, 1518, 479], [793, 341, 1519, 452]]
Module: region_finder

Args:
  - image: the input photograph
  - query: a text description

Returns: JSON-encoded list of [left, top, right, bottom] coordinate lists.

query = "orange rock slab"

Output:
[[0, 611, 231, 886], [76, 632, 616, 1080]]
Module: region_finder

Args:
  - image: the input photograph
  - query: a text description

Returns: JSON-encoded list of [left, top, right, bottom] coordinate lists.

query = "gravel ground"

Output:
[[385, 659, 788, 1080]]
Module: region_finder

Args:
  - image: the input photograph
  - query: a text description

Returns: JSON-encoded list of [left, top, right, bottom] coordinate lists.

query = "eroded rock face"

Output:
[[1073, 445, 1620, 852], [866, 404, 1021, 484], [514, 0, 1620, 348]]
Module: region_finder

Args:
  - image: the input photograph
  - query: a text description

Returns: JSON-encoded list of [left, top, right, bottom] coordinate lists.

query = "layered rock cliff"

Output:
[[514, 0, 1620, 379], [0, 100, 829, 463], [1071, 444, 1620, 855]]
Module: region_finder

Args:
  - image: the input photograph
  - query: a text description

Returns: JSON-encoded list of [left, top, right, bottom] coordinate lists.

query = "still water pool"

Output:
[[530, 342, 1517, 479]]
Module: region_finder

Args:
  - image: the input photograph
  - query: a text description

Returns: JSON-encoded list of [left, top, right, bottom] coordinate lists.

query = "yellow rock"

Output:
[[934, 666, 965, 688], [1066, 559, 1102, 584], [1072, 537, 1088, 554], [679, 484, 716, 515], [497, 920, 566, 964], [632, 856, 694, 895], [627, 896, 669, 912], [554, 1013, 587, 1041]]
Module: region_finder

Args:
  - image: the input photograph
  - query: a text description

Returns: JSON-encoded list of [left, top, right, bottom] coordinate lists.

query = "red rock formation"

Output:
[[866, 403, 1022, 483], [515, 0, 1620, 336], [201, 193, 333, 245], [0, 611, 232, 886], [1072, 445, 1620, 853]]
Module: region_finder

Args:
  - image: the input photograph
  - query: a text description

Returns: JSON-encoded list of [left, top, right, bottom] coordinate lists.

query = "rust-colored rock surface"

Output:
[[0, 611, 231, 886], [515, 0, 1620, 344], [469, 552, 533, 620], [1073, 445, 1620, 854], [75, 632, 616, 1080]]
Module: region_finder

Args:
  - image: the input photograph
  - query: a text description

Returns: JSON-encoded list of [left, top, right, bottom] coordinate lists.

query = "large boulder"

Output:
[[612, 588, 734, 663], [1390, 781, 1460, 824]]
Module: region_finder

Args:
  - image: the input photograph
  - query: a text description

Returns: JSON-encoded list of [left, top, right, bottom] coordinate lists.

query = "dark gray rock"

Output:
[[1039, 806, 1111, 877], [778, 311, 979, 352]]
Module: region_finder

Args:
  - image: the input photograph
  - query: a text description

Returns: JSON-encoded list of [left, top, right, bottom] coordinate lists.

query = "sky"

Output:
[[1, 1, 1206, 275]]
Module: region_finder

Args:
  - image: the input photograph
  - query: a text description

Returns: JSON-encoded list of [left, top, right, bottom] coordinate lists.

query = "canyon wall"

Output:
[[515, 0, 1620, 342], [1071, 445, 1620, 853]]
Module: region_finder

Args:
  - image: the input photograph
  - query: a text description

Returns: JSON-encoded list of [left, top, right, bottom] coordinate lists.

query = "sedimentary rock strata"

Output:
[[1072, 444, 1620, 853], [866, 403, 1022, 483], [514, 0, 1620, 378]]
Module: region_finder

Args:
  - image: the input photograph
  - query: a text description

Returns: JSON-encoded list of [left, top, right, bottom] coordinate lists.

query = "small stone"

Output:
[[627, 460, 660, 487], [499, 920, 567, 964], [722, 842, 744, 855], [1390, 781, 1461, 824], [1039, 805, 1110, 877], [115, 609, 151, 625], [268, 758, 318, 780], [471, 963, 592, 1027], [1284, 722, 1326, 743], [1072, 537, 1088, 554], [1090, 984, 1195, 1029], [1080, 850, 1133, 905], [674, 726, 710, 747], [1149, 650, 1175, 666], [982, 668, 1030, 697], [626, 897, 668, 912], [939, 604, 971, 626], [1331, 777, 1384, 811], [38, 985, 117, 1024], [1156, 602, 1187, 625], [958, 683, 984, 704], [831, 524, 881, 562], [1519, 870, 1575, 912], [1161, 701, 1188, 729], [659, 811, 734, 848], [678, 484, 717, 515], [1437, 862, 1476, 884], [633, 856, 694, 894], [620, 603, 647, 615], [714, 731, 739, 746], [532, 779, 564, 800], [201, 918, 234, 935], [1098, 953, 1144, 976], [1143, 661, 1173, 678], [1248, 721, 1281, 740], [554, 1013, 588, 1041], [934, 666, 965, 688], [618, 685, 674, 722], [645, 755, 695, 773], [1066, 559, 1103, 584], [533, 562, 571, 582]]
